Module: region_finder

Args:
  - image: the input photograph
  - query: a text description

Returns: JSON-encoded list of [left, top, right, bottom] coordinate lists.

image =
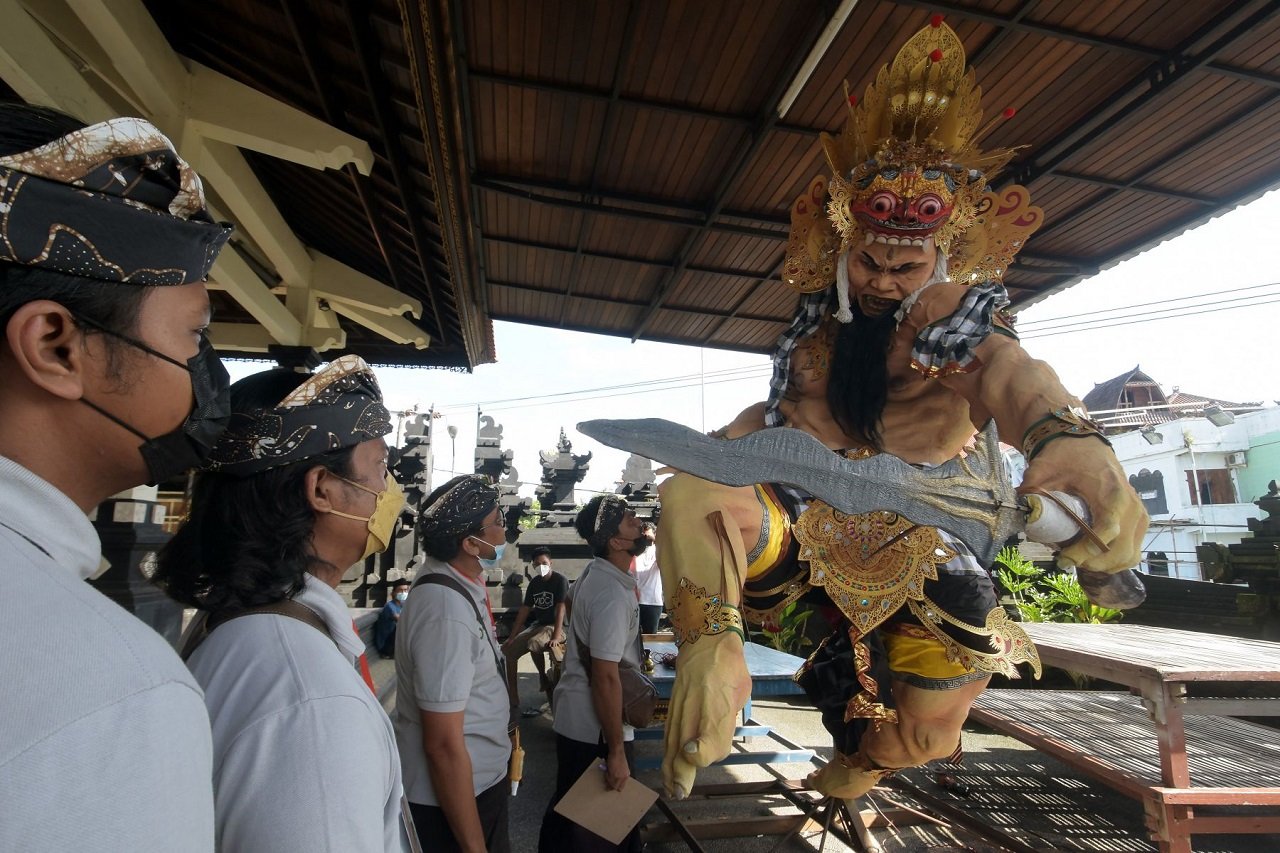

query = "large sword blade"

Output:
[[576, 418, 1025, 565]]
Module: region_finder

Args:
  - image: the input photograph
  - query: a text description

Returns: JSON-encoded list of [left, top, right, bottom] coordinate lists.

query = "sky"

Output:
[[227, 188, 1280, 500]]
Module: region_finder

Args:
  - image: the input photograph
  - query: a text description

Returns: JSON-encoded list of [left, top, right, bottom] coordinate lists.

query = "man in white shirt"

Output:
[[539, 494, 648, 852], [156, 357, 409, 851], [634, 521, 664, 634], [396, 474, 513, 853], [0, 105, 234, 851]]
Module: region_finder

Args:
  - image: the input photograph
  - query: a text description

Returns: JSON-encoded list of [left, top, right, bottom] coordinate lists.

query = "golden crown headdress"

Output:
[[783, 16, 1043, 294]]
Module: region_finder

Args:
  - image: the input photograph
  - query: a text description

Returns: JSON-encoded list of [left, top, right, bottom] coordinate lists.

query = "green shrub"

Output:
[[758, 601, 815, 656], [994, 545, 1120, 688]]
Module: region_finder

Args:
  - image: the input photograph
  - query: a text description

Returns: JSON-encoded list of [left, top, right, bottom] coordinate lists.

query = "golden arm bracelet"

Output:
[[1021, 407, 1111, 461], [670, 577, 746, 647]]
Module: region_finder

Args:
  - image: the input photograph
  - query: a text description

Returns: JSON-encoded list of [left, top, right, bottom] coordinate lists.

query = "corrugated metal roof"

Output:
[[454, 0, 1280, 352], [112, 0, 1280, 363]]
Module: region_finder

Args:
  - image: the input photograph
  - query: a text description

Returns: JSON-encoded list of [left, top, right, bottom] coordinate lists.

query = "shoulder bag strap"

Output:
[[570, 566, 643, 682], [414, 573, 505, 682], [180, 599, 334, 661]]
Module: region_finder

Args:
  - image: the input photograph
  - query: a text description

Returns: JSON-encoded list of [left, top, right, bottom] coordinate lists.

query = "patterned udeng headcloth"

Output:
[[418, 474, 500, 539], [591, 494, 629, 539], [0, 116, 231, 284], [203, 355, 392, 476]]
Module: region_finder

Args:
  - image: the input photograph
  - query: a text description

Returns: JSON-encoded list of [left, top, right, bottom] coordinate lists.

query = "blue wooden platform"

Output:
[[645, 640, 806, 699], [634, 641, 814, 769]]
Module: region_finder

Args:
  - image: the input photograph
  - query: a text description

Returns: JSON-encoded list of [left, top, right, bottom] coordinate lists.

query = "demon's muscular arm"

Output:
[[654, 475, 757, 799], [916, 285, 1148, 572]]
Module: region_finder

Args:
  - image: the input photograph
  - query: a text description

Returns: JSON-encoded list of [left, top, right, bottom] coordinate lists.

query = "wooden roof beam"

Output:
[[0, 0, 122, 122], [22, 0, 433, 354], [705, 257, 787, 341], [465, 69, 822, 138], [1010, 0, 1280, 188], [210, 244, 304, 345], [559, 0, 642, 326], [328, 302, 430, 350], [343, 0, 450, 348], [52, 2, 373, 173], [485, 235, 771, 281], [966, 0, 1039, 67], [207, 322, 279, 353], [890, 0, 1280, 91], [629, 6, 841, 341], [281, 0, 405, 305], [300, 296, 347, 352], [188, 136, 314, 288], [1052, 172, 1217, 205], [473, 176, 788, 241], [489, 279, 783, 325], [1032, 87, 1280, 243], [186, 62, 373, 175], [402, 0, 492, 364], [475, 172, 790, 227], [63, 0, 187, 119], [310, 252, 423, 319]]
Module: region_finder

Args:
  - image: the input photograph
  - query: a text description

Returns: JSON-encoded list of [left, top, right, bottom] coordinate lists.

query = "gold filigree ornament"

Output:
[[843, 632, 897, 725], [782, 175, 841, 294], [794, 503, 957, 637], [670, 577, 746, 647], [948, 184, 1044, 284], [1021, 406, 1109, 461], [906, 596, 1042, 678]]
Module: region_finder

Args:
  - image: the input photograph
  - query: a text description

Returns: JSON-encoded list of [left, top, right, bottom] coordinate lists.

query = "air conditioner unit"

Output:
[[1226, 451, 1247, 468]]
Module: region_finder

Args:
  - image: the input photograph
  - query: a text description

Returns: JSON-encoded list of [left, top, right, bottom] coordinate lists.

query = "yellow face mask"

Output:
[[329, 472, 405, 559]]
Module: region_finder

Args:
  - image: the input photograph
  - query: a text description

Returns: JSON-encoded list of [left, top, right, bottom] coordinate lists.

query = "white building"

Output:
[[1104, 407, 1280, 580]]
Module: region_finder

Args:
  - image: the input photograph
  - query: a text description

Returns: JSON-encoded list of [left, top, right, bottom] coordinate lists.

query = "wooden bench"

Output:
[[968, 623, 1280, 852]]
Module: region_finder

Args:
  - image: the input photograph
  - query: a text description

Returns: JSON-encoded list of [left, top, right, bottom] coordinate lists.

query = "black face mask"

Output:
[[75, 318, 231, 485], [620, 535, 652, 557]]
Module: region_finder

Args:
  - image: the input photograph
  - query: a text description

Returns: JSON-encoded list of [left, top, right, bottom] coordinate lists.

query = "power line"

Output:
[[435, 363, 767, 410], [1016, 281, 1280, 327], [480, 370, 772, 413], [1018, 289, 1280, 334], [1021, 295, 1280, 339]]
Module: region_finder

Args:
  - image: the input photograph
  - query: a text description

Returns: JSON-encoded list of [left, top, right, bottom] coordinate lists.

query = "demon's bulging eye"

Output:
[[868, 191, 898, 216], [917, 194, 944, 218]]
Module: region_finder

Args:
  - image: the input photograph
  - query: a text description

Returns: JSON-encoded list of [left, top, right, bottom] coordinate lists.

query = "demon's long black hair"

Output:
[[824, 303, 898, 451]]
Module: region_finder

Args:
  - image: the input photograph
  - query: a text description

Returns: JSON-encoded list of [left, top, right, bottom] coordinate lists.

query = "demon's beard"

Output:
[[825, 301, 897, 451]]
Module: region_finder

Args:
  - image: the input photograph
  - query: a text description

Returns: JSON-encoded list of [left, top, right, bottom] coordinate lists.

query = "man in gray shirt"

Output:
[[396, 474, 513, 853], [539, 495, 650, 852]]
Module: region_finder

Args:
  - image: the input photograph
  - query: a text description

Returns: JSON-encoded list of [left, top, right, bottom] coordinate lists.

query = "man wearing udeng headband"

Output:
[[0, 104, 232, 850]]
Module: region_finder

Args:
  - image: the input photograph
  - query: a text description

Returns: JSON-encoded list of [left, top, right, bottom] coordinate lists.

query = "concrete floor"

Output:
[[501, 656, 1280, 852]]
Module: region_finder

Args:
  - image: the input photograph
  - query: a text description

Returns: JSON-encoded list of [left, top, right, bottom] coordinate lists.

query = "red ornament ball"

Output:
[[1002, 107, 1017, 119], [929, 48, 944, 62], [930, 13, 944, 27], [848, 93, 858, 106]]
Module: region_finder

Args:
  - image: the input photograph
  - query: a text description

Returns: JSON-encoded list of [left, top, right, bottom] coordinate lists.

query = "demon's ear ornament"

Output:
[[949, 185, 1044, 285], [782, 175, 840, 294]]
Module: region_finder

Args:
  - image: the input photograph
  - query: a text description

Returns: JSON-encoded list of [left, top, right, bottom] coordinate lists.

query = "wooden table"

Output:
[[633, 640, 813, 769], [969, 622, 1280, 852]]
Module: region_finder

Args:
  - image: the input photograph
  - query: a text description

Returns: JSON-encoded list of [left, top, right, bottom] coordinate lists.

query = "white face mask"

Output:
[[394, 591, 409, 602], [536, 563, 551, 577]]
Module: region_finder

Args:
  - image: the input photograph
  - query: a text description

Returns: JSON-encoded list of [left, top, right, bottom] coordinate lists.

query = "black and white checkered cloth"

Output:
[[909, 280, 1010, 376], [764, 289, 834, 427]]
